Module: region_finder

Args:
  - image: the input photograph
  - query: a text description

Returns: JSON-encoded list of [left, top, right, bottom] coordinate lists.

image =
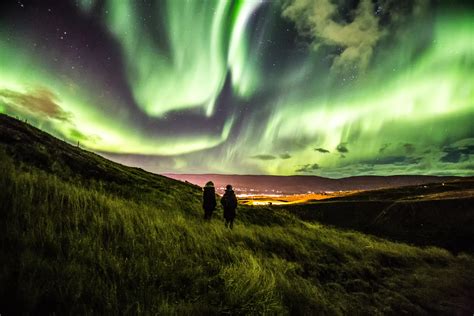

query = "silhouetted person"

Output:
[[202, 181, 216, 220], [221, 184, 237, 229]]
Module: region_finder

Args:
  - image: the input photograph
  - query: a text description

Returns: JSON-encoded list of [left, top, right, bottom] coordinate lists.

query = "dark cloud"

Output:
[[0, 88, 70, 121], [314, 147, 330, 153], [282, 0, 384, 74], [379, 143, 390, 153], [336, 143, 349, 153], [282, 0, 430, 76], [295, 163, 320, 173], [440, 145, 474, 163], [251, 154, 277, 161], [403, 143, 415, 154], [280, 153, 292, 159], [440, 151, 462, 163], [360, 156, 422, 165]]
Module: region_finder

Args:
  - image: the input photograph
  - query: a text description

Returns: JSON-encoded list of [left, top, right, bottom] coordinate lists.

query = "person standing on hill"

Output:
[[202, 181, 217, 220], [221, 184, 238, 229]]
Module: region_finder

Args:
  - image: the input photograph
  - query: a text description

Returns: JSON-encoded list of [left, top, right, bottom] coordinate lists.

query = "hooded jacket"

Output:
[[221, 189, 237, 219], [202, 183, 217, 211]]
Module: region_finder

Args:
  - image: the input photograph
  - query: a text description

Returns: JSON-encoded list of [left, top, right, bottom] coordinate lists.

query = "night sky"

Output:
[[0, 0, 473, 177]]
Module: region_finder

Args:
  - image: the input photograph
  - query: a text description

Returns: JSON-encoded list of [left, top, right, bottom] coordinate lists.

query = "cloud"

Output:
[[0, 88, 71, 121], [440, 145, 474, 163], [280, 153, 292, 159], [0, 88, 102, 145], [336, 143, 349, 153], [251, 154, 277, 160], [314, 147, 330, 153], [282, 0, 429, 75], [295, 163, 320, 173], [360, 156, 422, 165], [403, 143, 415, 154], [440, 151, 462, 163], [282, 0, 384, 74]]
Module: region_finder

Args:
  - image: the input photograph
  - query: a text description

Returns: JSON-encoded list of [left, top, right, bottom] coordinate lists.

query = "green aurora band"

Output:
[[0, 1, 473, 176], [104, 0, 264, 116]]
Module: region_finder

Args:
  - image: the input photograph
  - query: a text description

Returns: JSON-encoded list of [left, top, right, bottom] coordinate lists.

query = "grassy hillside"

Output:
[[1, 114, 474, 314], [0, 114, 202, 207], [282, 179, 474, 253]]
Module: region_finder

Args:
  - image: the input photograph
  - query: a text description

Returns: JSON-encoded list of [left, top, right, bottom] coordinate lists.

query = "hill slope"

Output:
[[281, 178, 474, 252], [0, 114, 202, 210], [1, 114, 473, 314]]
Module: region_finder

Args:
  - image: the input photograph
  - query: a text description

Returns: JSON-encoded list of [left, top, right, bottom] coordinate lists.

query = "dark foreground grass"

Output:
[[1, 153, 474, 314]]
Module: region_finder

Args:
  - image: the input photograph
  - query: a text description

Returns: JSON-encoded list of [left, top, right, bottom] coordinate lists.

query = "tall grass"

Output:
[[1, 152, 473, 314]]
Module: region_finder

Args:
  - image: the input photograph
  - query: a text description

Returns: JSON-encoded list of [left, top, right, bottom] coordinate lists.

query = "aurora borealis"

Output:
[[0, 0, 473, 177]]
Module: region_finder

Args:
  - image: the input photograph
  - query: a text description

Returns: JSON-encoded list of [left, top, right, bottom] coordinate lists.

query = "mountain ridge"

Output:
[[165, 172, 459, 195]]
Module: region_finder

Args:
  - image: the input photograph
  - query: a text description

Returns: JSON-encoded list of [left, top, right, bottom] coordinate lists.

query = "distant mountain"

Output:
[[164, 173, 458, 195]]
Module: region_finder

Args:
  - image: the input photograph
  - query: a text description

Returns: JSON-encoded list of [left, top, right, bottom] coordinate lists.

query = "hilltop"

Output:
[[0, 114, 473, 314], [0, 114, 202, 209]]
